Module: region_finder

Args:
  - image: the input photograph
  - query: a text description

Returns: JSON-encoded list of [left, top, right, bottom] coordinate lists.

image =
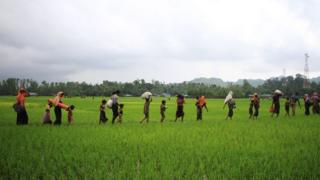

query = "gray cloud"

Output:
[[0, 0, 319, 83]]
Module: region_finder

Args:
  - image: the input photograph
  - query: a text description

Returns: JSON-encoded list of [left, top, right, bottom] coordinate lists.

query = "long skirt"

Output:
[[176, 105, 184, 118], [273, 103, 280, 115], [16, 108, 28, 125], [253, 106, 259, 117], [197, 106, 202, 120], [100, 111, 108, 123], [54, 106, 62, 125]]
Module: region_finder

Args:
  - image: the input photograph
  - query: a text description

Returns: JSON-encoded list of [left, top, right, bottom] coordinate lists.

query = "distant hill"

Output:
[[311, 77, 320, 83], [234, 79, 265, 87], [189, 77, 228, 87], [189, 77, 265, 87]]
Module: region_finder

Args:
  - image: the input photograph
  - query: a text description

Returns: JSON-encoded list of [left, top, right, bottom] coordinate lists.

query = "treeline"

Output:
[[0, 74, 319, 98]]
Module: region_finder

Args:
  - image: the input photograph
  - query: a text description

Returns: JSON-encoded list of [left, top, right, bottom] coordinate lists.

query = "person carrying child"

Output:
[[42, 102, 53, 124], [140, 98, 152, 123], [99, 99, 108, 124], [285, 97, 290, 117], [160, 100, 167, 122], [118, 104, 124, 123], [67, 105, 75, 124]]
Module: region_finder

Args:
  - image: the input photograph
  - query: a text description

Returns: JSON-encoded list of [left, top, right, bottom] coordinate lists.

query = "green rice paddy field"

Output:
[[0, 96, 319, 179]]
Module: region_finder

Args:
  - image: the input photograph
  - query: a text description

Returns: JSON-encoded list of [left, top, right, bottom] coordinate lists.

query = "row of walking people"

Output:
[[14, 89, 319, 125]]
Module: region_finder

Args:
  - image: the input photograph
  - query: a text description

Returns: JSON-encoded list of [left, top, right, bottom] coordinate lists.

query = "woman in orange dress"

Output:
[[15, 89, 29, 125]]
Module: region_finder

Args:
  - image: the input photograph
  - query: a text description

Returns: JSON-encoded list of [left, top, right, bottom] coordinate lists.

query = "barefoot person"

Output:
[[140, 98, 152, 123], [67, 105, 75, 124], [160, 100, 167, 123], [118, 104, 124, 123], [14, 89, 29, 125]]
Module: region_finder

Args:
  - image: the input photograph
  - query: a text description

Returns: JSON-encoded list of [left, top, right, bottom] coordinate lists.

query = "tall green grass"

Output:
[[0, 96, 319, 179]]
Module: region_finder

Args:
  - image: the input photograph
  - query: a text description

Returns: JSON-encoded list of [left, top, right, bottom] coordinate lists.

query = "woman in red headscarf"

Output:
[[15, 89, 29, 125]]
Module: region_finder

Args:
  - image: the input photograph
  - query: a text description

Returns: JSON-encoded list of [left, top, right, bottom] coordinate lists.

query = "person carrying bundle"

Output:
[[111, 90, 120, 124], [224, 91, 236, 120], [271, 90, 282, 118]]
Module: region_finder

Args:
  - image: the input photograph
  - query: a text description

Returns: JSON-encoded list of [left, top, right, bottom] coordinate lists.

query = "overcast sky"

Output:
[[0, 0, 319, 83]]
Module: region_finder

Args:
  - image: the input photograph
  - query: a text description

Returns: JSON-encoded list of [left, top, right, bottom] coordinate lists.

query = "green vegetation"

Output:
[[1, 74, 320, 98], [0, 96, 320, 179]]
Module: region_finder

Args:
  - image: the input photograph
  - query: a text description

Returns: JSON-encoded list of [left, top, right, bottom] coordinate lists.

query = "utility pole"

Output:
[[303, 53, 310, 88]]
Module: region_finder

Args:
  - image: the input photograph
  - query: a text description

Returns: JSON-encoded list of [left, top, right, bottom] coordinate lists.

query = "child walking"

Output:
[[99, 100, 108, 124], [285, 97, 290, 117], [118, 104, 124, 123], [249, 99, 254, 119], [160, 100, 167, 122], [67, 105, 75, 124], [42, 102, 53, 124]]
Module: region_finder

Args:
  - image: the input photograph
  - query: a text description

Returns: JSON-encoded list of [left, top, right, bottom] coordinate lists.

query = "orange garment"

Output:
[[199, 96, 206, 107], [48, 99, 69, 110], [16, 93, 25, 106]]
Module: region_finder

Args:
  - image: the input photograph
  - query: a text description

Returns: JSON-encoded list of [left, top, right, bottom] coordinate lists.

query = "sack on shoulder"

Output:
[[106, 99, 113, 109]]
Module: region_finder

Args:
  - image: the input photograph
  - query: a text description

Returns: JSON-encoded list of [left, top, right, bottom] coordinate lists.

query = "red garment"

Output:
[[16, 93, 25, 106]]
